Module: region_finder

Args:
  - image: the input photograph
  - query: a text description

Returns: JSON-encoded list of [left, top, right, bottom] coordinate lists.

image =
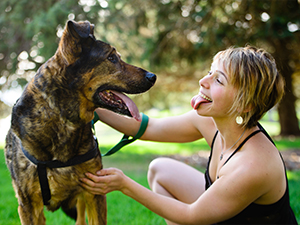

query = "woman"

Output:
[[80, 46, 297, 224]]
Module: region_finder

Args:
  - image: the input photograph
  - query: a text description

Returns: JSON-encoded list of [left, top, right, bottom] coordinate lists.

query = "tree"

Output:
[[94, 0, 300, 136], [0, 0, 299, 136], [216, 0, 300, 136], [0, 0, 103, 108]]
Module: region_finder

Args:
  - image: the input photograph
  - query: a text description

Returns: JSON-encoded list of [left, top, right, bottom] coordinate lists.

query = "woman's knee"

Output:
[[147, 157, 170, 188]]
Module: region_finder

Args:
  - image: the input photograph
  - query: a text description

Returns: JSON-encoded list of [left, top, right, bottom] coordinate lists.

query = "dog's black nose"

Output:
[[145, 72, 156, 84]]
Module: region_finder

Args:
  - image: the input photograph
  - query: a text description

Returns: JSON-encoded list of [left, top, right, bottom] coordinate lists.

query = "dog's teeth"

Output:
[[105, 90, 111, 95], [100, 90, 128, 109]]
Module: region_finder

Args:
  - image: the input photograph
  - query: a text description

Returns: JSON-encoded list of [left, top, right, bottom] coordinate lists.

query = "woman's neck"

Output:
[[213, 118, 250, 150]]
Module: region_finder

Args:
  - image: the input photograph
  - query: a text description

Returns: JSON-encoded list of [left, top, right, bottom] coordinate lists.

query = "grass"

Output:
[[0, 147, 165, 225], [287, 170, 300, 222], [0, 119, 300, 224]]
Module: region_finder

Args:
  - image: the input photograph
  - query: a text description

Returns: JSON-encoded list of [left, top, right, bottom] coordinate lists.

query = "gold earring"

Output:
[[236, 116, 243, 125]]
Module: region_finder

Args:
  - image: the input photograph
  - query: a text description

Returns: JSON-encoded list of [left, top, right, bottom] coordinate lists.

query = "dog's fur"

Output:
[[4, 20, 156, 225]]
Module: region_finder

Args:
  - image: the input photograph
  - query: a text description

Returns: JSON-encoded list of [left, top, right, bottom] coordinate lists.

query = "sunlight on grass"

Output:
[[94, 118, 210, 157], [95, 119, 300, 156], [287, 170, 300, 181], [259, 120, 280, 136], [103, 139, 210, 156]]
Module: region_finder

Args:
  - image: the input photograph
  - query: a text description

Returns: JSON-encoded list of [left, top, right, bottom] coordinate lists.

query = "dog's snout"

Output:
[[145, 72, 157, 84]]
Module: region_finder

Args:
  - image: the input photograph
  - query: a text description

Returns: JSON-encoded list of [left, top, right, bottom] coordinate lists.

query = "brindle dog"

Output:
[[4, 20, 156, 225]]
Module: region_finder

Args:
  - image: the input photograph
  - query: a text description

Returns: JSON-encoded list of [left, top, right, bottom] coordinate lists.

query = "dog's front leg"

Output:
[[85, 193, 107, 225], [76, 197, 87, 225], [17, 199, 45, 225]]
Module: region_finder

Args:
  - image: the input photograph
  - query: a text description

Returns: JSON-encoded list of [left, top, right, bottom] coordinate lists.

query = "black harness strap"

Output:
[[21, 136, 100, 205]]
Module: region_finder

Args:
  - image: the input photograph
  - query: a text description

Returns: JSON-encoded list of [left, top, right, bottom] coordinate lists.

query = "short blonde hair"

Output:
[[213, 46, 285, 128]]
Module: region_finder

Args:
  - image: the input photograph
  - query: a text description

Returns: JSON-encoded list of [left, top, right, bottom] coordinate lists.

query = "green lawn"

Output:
[[0, 120, 299, 224], [0, 146, 166, 225]]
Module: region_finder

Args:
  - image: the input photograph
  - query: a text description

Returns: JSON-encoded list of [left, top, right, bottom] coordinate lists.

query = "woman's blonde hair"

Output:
[[213, 46, 285, 128]]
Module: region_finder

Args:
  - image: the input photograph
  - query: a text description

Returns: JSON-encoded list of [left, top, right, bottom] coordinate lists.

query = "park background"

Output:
[[0, 0, 300, 224]]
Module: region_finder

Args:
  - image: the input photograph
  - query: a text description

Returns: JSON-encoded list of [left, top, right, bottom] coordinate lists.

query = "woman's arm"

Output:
[[95, 108, 214, 143], [95, 108, 141, 137], [80, 168, 195, 224], [80, 161, 270, 225]]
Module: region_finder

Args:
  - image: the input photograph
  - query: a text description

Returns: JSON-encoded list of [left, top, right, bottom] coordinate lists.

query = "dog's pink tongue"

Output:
[[111, 91, 141, 121], [190, 95, 209, 110]]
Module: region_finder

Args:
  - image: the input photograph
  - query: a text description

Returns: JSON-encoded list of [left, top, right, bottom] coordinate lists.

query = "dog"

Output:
[[4, 20, 156, 225]]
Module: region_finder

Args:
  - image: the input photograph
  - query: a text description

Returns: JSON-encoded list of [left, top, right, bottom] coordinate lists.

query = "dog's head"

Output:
[[57, 20, 156, 122]]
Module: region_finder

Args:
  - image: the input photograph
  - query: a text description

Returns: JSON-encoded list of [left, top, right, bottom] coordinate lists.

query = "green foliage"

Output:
[[2, 0, 300, 87], [0, 0, 102, 89], [0, 0, 300, 129]]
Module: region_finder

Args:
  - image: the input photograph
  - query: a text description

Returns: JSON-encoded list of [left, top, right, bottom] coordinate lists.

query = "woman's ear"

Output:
[[243, 103, 253, 113]]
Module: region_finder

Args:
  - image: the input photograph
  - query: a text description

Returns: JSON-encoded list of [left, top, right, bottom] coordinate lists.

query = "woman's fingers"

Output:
[[80, 168, 124, 195], [79, 179, 101, 195], [80, 176, 107, 194]]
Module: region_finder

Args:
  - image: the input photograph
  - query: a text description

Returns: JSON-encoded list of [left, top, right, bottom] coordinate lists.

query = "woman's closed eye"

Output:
[[208, 71, 224, 85], [215, 75, 223, 85]]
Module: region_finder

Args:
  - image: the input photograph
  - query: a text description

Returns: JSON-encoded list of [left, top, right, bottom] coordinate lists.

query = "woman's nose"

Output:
[[199, 75, 210, 88]]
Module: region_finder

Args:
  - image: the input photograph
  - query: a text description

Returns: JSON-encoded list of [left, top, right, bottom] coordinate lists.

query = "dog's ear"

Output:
[[58, 20, 95, 65], [67, 20, 94, 39]]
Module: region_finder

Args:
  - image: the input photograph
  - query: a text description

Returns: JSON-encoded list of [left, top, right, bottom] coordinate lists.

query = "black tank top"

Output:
[[204, 123, 298, 224]]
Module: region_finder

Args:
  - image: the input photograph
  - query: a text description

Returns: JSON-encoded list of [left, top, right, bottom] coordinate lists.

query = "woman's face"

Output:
[[191, 59, 237, 120]]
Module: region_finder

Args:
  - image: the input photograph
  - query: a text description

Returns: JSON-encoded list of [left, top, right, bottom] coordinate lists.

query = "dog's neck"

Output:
[[11, 57, 96, 162]]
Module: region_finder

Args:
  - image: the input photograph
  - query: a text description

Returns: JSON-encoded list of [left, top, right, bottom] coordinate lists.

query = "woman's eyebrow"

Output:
[[216, 70, 228, 81]]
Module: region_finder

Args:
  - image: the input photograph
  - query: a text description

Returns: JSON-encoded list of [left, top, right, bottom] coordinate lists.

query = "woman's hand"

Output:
[[80, 168, 126, 195]]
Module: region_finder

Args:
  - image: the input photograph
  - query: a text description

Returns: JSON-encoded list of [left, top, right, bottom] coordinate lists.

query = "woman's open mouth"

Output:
[[190, 92, 212, 109]]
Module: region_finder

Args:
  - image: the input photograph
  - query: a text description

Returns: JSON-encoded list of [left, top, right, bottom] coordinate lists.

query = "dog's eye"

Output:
[[107, 54, 118, 63]]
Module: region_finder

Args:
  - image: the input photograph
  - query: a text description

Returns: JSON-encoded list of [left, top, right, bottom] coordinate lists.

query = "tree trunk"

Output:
[[277, 74, 300, 136], [274, 40, 300, 136]]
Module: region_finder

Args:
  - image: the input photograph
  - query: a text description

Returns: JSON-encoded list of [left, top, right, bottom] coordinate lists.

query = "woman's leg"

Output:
[[147, 157, 206, 225]]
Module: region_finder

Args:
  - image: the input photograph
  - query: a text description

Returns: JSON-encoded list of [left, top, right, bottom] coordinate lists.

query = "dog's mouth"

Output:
[[98, 90, 141, 121]]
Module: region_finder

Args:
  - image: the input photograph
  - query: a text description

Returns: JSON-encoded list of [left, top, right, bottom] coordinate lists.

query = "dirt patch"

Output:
[[169, 150, 300, 171], [280, 150, 300, 170]]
